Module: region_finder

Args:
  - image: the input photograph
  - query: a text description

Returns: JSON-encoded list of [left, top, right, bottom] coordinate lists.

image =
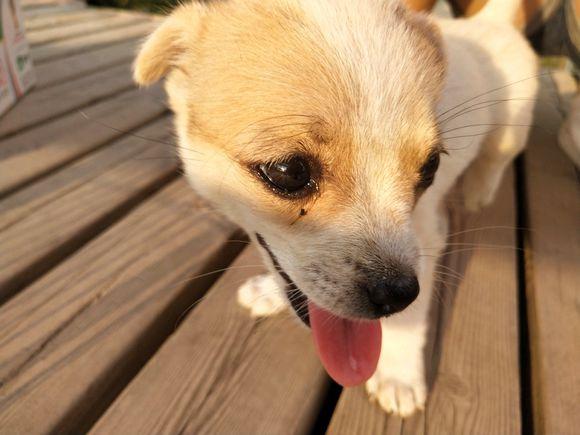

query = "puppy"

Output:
[[134, 0, 538, 416]]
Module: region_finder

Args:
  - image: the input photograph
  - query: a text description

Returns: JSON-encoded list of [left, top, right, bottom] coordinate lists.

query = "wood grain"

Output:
[[0, 115, 172, 227], [21, 0, 83, 9], [23, 2, 85, 18], [0, 62, 135, 139], [30, 20, 156, 63], [27, 12, 147, 46], [26, 9, 118, 32], [329, 170, 521, 434], [424, 169, 520, 434], [33, 38, 143, 89], [92, 247, 329, 435], [522, 73, 580, 435], [0, 117, 177, 302], [0, 85, 167, 196], [0, 4, 569, 434], [0, 179, 241, 434]]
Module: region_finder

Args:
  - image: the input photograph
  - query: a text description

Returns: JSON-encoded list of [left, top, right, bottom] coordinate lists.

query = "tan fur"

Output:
[[135, 0, 538, 417], [136, 0, 444, 229]]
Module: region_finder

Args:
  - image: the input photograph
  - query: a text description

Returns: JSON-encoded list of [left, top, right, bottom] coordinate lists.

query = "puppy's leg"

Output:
[[366, 260, 438, 416], [462, 98, 536, 212], [367, 208, 446, 417], [461, 128, 524, 211], [237, 273, 288, 317], [366, 305, 430, 416]]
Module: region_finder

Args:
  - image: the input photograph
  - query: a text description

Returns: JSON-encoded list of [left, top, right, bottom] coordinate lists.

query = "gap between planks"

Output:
[[329, 169, 521, 434], [0, 62, 136, 140], [26, 8, 119, 32], [0, 179, 245, 434], [23, 2, 85, 18], [0, 85, 168, 197], [27, 11, 149, 47], [91, 247, 330, 435], [0, 117, 178, 304], [521, 71, 580, 435], [30, 19, 157, 64], [33, 38, 144, 90]]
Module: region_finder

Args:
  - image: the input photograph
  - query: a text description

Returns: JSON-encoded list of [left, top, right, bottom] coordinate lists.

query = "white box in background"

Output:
[[0, 0, 35, 116], [0, 38, 15, 116]]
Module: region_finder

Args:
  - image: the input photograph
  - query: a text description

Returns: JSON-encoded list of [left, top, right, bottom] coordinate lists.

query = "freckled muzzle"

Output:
[[254, 233, 382, 387], [255, 232, 420, 325]]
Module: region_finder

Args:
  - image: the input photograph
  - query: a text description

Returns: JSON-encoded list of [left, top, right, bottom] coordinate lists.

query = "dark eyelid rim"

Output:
[[421, 148, 441, 169], [245, 153, 322, 200], [416, 146, 443, 192], [432, 142, 447, 156]]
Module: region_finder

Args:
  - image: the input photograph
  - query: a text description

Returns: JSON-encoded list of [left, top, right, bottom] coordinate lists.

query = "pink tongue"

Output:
[[309, 301, 381, 387]]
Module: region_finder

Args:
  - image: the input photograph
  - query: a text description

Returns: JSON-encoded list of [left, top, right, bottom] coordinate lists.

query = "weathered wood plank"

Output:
[[0, 86, 166, 196], [22, 2, 87, 20], [27, 12, 148, 46], [92, 247, 329, 435], [0, 115, 172, 228], [419, 169, 520, 434], [0, 179, 241, 434], [329, 170, 520, 434], [33, 39, 141, 89], [30, 20, 156, 63], [22, 0, 83, 9], [329, 386, 400, 435], [522, 73, 580, 435], [0, 62, 135, 139], [26, 9, 118, 32], [0, 117, 177, 302], [23, 2, 85, 18]]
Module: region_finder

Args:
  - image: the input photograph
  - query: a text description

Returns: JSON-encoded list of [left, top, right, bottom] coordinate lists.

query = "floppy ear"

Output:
[[133, 4, 206, 86], [133, 19, 183, 86]]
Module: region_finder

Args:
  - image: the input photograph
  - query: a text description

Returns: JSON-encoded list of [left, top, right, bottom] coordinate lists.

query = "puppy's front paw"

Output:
[[366, 373, 427, 418], [237, 274, 287, 318], [462, 168, 501, 213]]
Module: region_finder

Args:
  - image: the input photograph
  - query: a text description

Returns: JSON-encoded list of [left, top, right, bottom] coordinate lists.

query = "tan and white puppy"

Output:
[[134, 0, 538, 416]]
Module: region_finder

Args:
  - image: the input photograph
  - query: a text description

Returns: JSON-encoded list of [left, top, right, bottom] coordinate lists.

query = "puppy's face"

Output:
[[135, 0, 446, 321]]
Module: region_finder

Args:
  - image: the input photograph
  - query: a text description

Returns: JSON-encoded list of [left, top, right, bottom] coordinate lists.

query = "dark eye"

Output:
[[258, 156, 312, 195], [418, 152, 440, 189]]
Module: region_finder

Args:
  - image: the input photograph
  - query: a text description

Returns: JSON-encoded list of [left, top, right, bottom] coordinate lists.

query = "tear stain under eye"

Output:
[[290, 208, 308, 225]]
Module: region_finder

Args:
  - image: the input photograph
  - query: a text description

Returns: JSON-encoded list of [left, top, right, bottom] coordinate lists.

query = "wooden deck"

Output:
[[0, 2, 578, 434]]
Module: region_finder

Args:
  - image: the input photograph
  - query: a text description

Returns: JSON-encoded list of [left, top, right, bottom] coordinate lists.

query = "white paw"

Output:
[[367, 316, 429, 417], [462, 170, 500, 213], [366, 374, 427, 418], [237, 274, 287, 318]]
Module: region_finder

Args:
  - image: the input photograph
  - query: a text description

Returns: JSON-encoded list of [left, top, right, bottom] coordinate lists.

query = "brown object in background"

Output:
[[450, 0, 579, 65], [406, 0, 575, 37], [448, 0, 565, 34], [406, 0, 579, 64], [405, 0, 438, 11]]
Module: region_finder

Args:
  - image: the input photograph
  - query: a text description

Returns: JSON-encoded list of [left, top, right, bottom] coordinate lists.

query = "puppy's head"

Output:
[[135, 0, 446, 322]]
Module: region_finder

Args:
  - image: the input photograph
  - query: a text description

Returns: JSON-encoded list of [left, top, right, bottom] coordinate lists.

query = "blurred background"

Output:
[[87, 0, 178, 13], [87, 0, 579, 72]]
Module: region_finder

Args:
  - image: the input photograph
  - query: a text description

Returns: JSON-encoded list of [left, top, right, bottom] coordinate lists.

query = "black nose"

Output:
[[365, 273, 420, 315]]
